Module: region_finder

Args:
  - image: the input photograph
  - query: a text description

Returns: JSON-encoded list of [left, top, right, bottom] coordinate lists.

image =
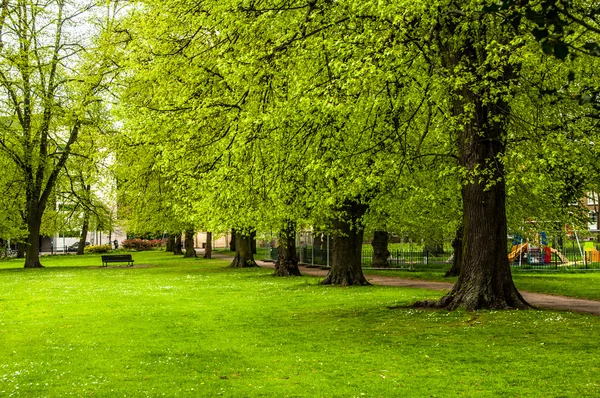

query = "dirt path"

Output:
[[211, 252, 600, 316]]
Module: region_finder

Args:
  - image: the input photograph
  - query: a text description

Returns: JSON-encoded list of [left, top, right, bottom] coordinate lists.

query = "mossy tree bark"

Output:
[[371, 231, 390, 267], [183, 229, 196, 258], [274, 221, 302, 276], [203, 232, 212, 259], [229, 231, 257, 268], [321, 200, 370, 286]]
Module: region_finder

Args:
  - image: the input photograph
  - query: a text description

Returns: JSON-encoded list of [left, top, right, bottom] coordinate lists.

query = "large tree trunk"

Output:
[[166, 234, 175, 252], [414, 15, 529, 311], [371, 230, 390, 267], [203, 232, 212, 259], [250, 230, 257, 254], [445, 226, 462, 277], [229, 232, 257, 268], [229, 229, 236, 252], [24, 213, 43, 268], [417, 102, 529, 309], [77, 211, 90, 255], [274, 221, 302, 276], [183, 229, 196, 258], [321, 200, 370, 286], [174, 234, 183, 255], [428, 170, 528, 310], [16, 242, 25, 258]]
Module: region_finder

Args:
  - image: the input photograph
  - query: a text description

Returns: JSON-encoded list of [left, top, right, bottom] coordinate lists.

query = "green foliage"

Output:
[[108, 0, 600, 267], [84, 244, 112, 254], [0, 0, 122, 265], [0, 251, 599, 396]]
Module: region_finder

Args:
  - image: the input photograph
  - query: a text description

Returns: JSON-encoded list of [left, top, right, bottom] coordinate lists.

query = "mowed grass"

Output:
[[0, 252, 599, 397], [365, 269, 600, 301]]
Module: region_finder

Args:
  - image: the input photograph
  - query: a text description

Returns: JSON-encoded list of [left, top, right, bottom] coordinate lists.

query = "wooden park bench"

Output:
[[101, 254, 134, 267]]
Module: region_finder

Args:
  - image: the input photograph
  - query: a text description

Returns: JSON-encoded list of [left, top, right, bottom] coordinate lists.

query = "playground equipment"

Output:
[[508, 243, 527, 263], [508, 230, 572, 266], [508, 242, 567, 265]]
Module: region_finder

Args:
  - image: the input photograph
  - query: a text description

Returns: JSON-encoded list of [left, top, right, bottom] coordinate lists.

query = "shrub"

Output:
[[84, 244, 111, 254], [149, 238, 166, 248], [121, 239, 153, 251]]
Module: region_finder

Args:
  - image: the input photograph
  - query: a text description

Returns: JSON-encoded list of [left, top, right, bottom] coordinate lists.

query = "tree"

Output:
[[371, 231, 390, 268], [444, 227, 462, 278], [183, 228, 196, 258], [321, 199, 370, 286], [203, 232, 212, 259], [274, 221, 301, 277], [0, 0, 119, 267], [113, 0, 600, 306], [229, 230, 257, 268]]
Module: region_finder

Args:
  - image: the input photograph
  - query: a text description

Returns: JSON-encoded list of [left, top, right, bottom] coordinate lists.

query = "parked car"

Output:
[[67, 242, 90, 252]]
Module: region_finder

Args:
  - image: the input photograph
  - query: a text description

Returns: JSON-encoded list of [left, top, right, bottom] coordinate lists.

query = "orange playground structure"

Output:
[[508, 243, 568, 265]]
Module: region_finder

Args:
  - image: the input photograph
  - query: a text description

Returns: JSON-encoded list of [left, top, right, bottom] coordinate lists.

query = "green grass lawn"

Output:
[[365, 269, 600, 301], [1, 251, 599, 397]]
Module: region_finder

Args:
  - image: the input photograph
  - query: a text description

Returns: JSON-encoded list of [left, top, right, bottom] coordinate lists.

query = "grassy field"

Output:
[[366, 269, 600, 301], [1, 251, 599, 397]]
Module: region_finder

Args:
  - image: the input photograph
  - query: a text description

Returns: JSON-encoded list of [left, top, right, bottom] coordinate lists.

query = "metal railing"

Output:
[[267, 246, 451, 270], [267, 245, 600, 271]]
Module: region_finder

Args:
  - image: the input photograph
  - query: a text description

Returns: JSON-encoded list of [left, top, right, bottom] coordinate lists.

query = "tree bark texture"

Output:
[[229, 229, 236, 252], [77, 211, 90, 255], [274, 221, 302, 276], [24, 211, 43, 268], [321, 200, 370, 286], [371, 231, 390, 267], [174, 234, 183, 255], [203, 232, 212, 259], [444, 226, 462, 277], [184, 229, 196, 258], [16, 242, 25, 258], [250, 230, 257, 255], [229, 232, 257, 268], [166, 235, 175, 252]]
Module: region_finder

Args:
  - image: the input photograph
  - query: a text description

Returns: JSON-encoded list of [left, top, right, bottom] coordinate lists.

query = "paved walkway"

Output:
[[211, 253, 600, 316]]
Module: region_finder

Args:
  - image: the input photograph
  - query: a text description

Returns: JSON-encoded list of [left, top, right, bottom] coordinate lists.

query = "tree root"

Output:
[[413, 289, 531, 311], [320, 272, 371, 286], [228, 256, 258, 268], [273, 260, 302, 276]]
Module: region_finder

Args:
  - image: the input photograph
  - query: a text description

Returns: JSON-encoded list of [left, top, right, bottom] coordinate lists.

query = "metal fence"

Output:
[[267, 247, 452, 271], [509, 246, 600, 270], [266, 245, 600, 271]]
